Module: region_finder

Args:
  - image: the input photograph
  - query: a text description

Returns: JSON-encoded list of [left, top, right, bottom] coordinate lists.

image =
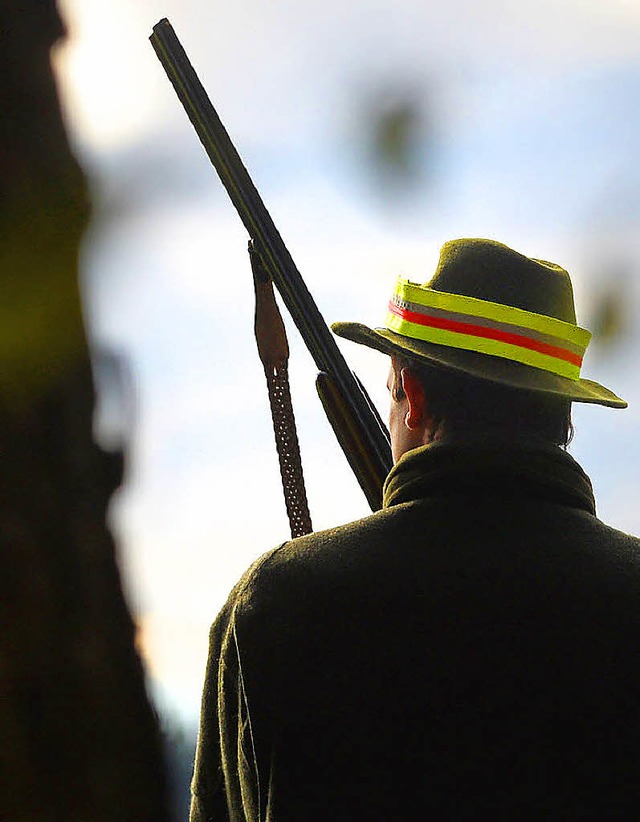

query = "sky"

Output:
[[53, 0, 640, 722]]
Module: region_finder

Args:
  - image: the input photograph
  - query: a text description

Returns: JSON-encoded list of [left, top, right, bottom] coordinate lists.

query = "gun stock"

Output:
[[150, 18, 392, 509]]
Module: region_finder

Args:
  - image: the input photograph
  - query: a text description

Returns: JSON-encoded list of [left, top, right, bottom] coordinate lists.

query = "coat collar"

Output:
[[382, 438, 596, 516]]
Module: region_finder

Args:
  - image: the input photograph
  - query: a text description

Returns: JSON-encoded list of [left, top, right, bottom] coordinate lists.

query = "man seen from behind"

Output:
[[190, 238, 640, 820]]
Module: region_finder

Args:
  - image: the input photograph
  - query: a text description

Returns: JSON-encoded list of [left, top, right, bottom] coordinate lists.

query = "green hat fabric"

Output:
[[332, 238, 627, 408]]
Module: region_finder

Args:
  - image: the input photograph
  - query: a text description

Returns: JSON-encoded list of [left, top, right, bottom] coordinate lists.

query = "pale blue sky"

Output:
[[56, 0, 640, 720]]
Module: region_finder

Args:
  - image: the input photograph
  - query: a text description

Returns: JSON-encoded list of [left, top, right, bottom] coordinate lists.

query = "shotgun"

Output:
[[149, 18, 392, 510]]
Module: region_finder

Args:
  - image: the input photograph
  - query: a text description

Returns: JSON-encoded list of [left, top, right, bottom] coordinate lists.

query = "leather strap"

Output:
[[250, 242, 312, 538]]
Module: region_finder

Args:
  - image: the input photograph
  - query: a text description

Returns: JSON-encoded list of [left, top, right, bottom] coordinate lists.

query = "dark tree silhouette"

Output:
[[0, 2, 170, 819]]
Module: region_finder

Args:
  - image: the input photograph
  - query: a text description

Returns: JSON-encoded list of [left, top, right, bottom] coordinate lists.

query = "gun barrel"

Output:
[[150, 18, 392, 507]]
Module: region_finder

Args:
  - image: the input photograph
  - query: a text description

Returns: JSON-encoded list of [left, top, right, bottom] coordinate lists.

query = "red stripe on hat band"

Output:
[[388, 301, 583, 367]]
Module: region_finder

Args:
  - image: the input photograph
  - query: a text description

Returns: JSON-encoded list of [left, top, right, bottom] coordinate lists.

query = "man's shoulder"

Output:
[[231, 502, 414, 615], [582, 514, 640, 571], [227, 490, 640, 629]]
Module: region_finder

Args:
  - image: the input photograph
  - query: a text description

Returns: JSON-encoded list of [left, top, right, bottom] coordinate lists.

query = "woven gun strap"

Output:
[[250, 242, 313, 538]]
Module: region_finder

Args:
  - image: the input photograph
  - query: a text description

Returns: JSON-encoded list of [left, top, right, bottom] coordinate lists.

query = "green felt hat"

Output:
[[332, 238, 627, 408]]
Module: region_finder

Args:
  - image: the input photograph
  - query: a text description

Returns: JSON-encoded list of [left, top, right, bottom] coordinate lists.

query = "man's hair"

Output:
[[395, 356, 574, 448]]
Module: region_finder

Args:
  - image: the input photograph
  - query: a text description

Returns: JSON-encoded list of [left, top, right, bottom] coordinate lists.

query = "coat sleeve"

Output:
[[189, 548, 281, 822], [189, 596, 235, 822]]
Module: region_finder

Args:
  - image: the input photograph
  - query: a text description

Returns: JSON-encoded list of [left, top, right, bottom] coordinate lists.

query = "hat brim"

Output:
[[332, 321, 627, 409]]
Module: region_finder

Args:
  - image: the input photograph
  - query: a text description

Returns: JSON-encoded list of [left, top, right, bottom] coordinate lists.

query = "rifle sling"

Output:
[[250, 243, 313, 538]]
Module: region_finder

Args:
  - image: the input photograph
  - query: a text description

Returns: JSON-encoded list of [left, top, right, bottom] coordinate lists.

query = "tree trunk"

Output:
[[0, 2, 170, 818]]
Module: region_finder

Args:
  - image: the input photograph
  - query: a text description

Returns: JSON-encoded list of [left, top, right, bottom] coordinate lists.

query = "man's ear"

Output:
[[400, 368, 427, 430]]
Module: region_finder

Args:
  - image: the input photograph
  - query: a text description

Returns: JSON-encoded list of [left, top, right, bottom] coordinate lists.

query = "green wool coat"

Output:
[[190, 439, 640, 820]]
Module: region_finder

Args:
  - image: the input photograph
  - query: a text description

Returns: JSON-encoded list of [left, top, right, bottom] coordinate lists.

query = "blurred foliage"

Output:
[[357, 81, 434, 201], [587, 263, 634, 349], [373, 96, 420, 175]]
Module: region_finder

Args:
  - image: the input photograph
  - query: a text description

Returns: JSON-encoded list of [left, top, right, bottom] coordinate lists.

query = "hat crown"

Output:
[[426, 239, 577, 325], [330, 236, 627, 406]]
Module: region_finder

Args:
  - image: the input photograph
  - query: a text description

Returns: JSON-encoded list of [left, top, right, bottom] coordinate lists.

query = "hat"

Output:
[[332, 238, 626, 408]]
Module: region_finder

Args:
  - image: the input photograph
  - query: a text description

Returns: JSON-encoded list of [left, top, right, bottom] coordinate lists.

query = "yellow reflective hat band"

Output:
[[385, 278, 591, 380]]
